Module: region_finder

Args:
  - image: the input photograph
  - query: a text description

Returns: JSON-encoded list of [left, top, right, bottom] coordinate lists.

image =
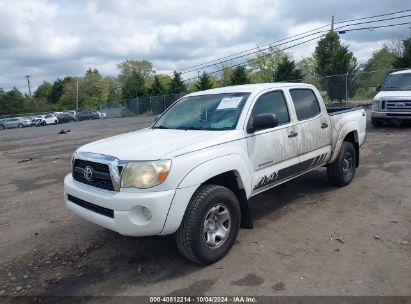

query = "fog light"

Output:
[[142, 207, 152, 220]]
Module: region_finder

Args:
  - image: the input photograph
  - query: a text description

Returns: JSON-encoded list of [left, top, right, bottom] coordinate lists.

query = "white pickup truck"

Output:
[[64, 83, 366, 264]]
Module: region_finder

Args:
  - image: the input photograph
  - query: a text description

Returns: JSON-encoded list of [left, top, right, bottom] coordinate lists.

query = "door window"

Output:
[[251, 91, 290, 125], [289, 89, 321, 120]]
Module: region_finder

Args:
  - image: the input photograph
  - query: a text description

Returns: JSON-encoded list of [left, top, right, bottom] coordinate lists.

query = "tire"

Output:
[[175, 184, 240, 265], [42, 121, 46, 126], [371, 117, 384, 127], [17, 123, 23, 128], [0, 125, 4, 130], [327, 142, 357, 187]]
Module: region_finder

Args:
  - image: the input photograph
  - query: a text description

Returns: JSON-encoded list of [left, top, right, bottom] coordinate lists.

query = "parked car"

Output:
[[64, 83, 366, 264], [77, 110, 101, 121], [66, 111, 77, 121], [30, 115, 43, 126], [57, 113, 75, 124], [36, 113, 58, 126], [372, 69, 411, 127], [0, 117, 31, 129]]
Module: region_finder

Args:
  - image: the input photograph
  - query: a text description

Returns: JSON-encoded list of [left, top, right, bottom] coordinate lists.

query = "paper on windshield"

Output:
[[216, 97, 243, 110]]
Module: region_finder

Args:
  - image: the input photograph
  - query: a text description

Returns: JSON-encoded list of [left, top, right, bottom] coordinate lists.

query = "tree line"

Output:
[[1, 33, 410, 115]]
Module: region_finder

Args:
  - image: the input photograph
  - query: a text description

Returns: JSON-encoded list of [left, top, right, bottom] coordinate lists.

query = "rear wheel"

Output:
[[175, 184, 240, 265], [327, 142, 357, 187], [17, 123, 23, 128], [371, 117, 384, 127], [0, 125, 4, 130]]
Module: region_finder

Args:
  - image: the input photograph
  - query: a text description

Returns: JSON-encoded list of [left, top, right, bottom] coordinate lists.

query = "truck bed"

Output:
[[326, 106, 364, 116]]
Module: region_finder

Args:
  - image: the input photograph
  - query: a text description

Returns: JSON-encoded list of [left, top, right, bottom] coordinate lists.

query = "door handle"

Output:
[[321, 123, 328, 129], [288, 131, 298, 138]]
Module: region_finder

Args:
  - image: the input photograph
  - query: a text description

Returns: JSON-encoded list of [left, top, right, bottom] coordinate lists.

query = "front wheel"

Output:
[[175, 184, 240, 265], [18, 123, 23, 128], [327, 142, 357, 187]]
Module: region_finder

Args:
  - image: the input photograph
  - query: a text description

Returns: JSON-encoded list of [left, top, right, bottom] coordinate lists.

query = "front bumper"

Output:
[[64, 174, 176, 236], [371, 110, 411, 120]]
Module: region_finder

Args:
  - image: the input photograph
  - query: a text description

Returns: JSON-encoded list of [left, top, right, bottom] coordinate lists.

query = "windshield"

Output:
[[153, 93, 250, 130], [381, 73, 411, 91]]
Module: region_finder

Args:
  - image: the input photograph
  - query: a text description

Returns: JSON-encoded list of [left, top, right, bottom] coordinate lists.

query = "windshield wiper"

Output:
[[152, 125, 170, 129], [178, 126, 206, 130]]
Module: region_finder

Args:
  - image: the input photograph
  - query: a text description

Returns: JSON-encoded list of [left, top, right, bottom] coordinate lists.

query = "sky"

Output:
[[0, 0, 410, 93]]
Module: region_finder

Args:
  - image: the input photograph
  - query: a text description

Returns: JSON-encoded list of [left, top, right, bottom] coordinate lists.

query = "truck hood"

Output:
[[77, 128, 239, 160], [374, 90, 411, 100]]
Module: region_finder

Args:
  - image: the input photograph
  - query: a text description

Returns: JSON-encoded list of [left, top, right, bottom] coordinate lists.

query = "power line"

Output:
[[183, 33, 326, 82], [182, 16, 411, 77], [338, 21, 411, 34], [175, 9, 411, 75], [183, 21, 410, 82]]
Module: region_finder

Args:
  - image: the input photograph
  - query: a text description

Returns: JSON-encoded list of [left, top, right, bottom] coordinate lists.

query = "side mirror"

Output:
[[247, 113, 278, 133], [376, 85, 381, 92]]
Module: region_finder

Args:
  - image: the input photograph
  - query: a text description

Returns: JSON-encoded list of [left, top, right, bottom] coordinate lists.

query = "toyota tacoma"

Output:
[[64, 83, 367, 264]]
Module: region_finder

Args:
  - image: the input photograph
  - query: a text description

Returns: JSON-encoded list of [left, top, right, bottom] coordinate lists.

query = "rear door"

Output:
[[246, 90, 300, 194], [288, 88, 332, 167]]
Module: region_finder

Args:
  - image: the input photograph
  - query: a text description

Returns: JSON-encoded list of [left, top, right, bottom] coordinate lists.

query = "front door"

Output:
[[246, 90, 300, 195]]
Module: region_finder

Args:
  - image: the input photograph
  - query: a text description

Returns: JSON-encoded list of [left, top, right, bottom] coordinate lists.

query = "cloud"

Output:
[[0, 0, 409, 92]]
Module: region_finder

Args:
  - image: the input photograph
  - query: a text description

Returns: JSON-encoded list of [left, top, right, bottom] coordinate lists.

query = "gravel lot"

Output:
[[0, 111, 410, 298]]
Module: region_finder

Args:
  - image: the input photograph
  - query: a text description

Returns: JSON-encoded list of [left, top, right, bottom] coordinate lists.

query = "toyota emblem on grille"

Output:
[[83, 166, 94, 181]]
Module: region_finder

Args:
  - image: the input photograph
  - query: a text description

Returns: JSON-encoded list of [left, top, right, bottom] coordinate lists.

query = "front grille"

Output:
[[67, 194, 114, 218], [385, 100, 411, 112], [73, 159, 114, 191]]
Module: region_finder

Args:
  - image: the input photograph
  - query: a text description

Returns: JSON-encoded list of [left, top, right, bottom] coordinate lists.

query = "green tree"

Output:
[[34, 81, 53, 101], [0, 87, 27, 115], [169, 71, 186, 94], [151, 75, 166, 95], [58, 68, 110, 109], [314, 31, 357, 101], [121, 71, 146, 99], [105, 76, 122, 101], [393, 38, 411, 69], [353, 46, 397, 99], [196, 72, 213, 91], [248, 46, 287, 83], [230, 65, 249, 85], [117, 60, 154, 99], [273, 55, 303, 82], [49, 77, 72, 104], [117, 60, 154, 81], [216, 63, 233, 87]]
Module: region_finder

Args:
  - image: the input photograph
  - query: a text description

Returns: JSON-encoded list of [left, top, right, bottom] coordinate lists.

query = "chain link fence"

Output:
[[298, 68, 402, 104], [2, 68, 406, 120], [100, 93, 186, 119]]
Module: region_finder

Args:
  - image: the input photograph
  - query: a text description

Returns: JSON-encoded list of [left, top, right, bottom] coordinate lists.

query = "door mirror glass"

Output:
[[376, 85, 381, 92], [248, 114, 278, 133]]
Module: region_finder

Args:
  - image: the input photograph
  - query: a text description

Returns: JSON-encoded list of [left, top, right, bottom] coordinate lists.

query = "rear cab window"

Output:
[[289, 89, 321, 120]]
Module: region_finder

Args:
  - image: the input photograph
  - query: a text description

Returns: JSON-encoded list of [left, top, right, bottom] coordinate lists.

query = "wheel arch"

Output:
[[161, 154, 253, 235], [330, 127, 360, 167]]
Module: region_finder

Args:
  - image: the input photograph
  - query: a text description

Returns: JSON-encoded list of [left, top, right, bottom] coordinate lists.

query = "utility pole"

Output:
[[76, 81, 79, 111], [331, 16, 335, 32], [24, 75, 32, 98]]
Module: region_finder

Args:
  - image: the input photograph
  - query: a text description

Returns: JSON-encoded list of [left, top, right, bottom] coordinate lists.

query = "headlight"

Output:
[[121, 160, 171, 189], [71, 152, 77, 169], [372, 100, 379, 111]]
